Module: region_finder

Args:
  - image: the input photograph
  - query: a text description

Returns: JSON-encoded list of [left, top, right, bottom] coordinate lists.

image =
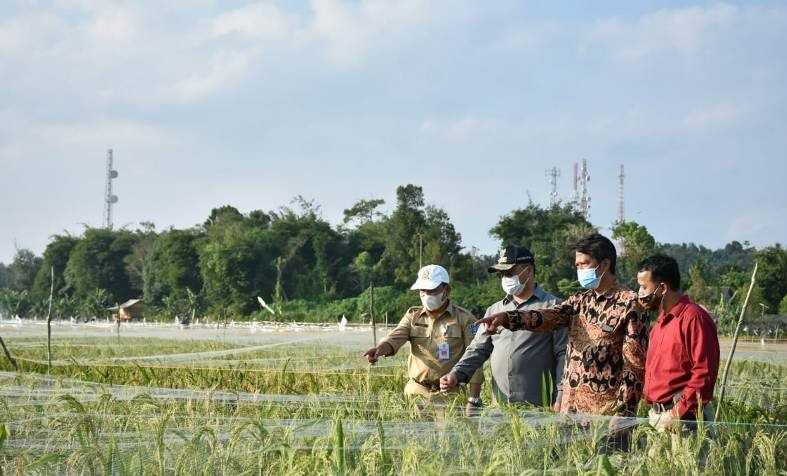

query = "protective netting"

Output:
[[0, 321, 785, 474]]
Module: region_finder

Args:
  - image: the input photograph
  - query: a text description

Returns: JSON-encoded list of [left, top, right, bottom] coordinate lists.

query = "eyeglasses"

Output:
[[499, 265, 525, 278]]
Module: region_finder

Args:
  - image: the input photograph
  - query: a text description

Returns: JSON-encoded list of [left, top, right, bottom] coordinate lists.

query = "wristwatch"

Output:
[[506, 310, 523, 331], [467, 397, 482, 407]]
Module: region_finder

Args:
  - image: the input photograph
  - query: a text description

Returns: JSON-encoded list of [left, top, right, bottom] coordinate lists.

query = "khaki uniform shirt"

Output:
[[380, 302, 484, 391], [520, 283, 648, 415]]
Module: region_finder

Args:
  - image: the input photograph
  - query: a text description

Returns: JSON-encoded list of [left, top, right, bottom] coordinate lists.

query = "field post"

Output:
[[46, 265, 54, 371], [715, 260, 758, 421], [116, 302, 121, 343], [0, 336, 18, 370], [370, 282, 376, 346]]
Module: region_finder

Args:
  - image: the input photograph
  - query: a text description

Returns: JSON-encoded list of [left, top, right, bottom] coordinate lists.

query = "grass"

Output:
[[0, 335, 784, 474]]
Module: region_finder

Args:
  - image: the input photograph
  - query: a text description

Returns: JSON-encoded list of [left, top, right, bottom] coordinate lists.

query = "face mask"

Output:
[[421, 291, 446, 311], [638, 286, 664, 311], [577, 264, 605, 289], [501, 271, 531, 296]]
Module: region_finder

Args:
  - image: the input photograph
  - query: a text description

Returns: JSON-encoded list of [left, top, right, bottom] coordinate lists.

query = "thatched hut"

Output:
[[108, 299, 144, 321]]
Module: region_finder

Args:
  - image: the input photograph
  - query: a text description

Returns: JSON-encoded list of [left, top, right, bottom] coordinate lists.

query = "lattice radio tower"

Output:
[[103, 149, 119, 229], [617, 164, 625, 223], [546, 166, 560, 206], [577, 159, 591, 219]]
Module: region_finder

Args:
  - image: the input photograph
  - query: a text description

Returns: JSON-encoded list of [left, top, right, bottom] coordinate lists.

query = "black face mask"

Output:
[[638, 285, 664, 311]]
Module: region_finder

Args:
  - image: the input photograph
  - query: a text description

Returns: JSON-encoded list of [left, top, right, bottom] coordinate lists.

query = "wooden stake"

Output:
[[0, 336, 17, 370], [715, 261, 758, 421], [370, 282, 376, 346], [46, 266, 54, 371]]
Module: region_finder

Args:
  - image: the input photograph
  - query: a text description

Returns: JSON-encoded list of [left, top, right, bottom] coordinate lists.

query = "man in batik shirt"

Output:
[[479, 234, 648, 418]]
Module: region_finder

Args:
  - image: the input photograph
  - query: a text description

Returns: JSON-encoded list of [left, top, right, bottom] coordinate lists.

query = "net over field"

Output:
[[0, 320, 784, 474]]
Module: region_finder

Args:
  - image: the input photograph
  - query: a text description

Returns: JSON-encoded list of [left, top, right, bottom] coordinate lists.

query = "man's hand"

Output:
[[362, 346, 381, 364], [648, 408, 680, 432], [477, 311, 512, 334], [439, 372, 459, 391]]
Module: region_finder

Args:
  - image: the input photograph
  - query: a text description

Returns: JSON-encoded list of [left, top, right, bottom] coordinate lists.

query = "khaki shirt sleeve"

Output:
[[379, 310, 413, 354], [461, 313, 485, 385]]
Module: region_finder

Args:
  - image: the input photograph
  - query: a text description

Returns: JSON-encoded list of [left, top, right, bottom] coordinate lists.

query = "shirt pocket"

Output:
[[410, 324, 430, 338], [409, 324, 431, 354], [441, 324, 465, 361]]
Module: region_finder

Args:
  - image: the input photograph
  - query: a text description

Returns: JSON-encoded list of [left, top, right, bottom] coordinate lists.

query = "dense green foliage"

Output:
[[1, 186, 785, 328]]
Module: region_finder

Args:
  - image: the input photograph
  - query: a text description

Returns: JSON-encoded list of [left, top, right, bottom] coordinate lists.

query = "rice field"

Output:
[[0, 320, 784, 474]]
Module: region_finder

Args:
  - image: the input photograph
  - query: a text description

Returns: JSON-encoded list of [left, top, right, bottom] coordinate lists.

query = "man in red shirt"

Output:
[[636, 254, 720, 432]]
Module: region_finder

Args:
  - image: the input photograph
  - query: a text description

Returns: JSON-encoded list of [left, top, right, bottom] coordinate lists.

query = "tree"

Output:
[[268, 201, 353, 300], [199, 221, 278, 315], [64, 228, 137, 303], [7, 249, 42, 292], [143, 229, 203, 308], [204, 205, 245, 229], [124, 223, 158, 295], [0, 289, 32, 318], [612, 221, 656, 286], [0, 263, 8, 289], [490, 203, 595, 294], [754, 245, 787, 313], [343, 198, 385, 226], [686, 260, 713, 305], [378, 185, 428, 287], [779, 294, 787, 315], [32, 234, 79, 300]]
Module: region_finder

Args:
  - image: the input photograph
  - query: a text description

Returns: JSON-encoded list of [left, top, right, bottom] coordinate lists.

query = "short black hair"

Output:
[[638, 254, 681, 290], [573, 233, 617, 274]]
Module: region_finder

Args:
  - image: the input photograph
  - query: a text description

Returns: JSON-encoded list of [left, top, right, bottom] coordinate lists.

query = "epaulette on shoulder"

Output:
[[451, 304, 475, 318], [405, 306, 424, 315]]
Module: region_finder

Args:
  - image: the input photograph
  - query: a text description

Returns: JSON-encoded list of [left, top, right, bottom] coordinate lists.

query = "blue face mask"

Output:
[[577, 265, 604, 289]]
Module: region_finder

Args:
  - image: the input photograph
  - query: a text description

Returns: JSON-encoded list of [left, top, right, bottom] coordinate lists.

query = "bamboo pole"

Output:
[[0, 336, 17, 370], [46, 266, 54, 371], [370, 282, 376, 346], [715, 261, 758, 421]]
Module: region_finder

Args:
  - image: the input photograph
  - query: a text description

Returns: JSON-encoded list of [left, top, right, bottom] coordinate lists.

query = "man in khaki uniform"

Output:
[[363, 265, 483, 404]]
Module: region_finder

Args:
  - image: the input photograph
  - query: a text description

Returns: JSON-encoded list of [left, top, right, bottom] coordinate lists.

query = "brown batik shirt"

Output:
[[516, 283, 648, 415]]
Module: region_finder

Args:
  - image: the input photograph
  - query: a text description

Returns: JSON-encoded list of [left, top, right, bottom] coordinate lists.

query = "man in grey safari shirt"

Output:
[[440, 246, 568, 408]]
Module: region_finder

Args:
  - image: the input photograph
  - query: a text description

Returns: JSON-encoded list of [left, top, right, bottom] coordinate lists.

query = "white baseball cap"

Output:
[[410, 264, 450, 290]]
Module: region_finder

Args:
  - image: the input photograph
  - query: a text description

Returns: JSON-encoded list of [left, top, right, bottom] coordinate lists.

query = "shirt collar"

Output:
[[593, 281, 624, 301], [502, 285, 545, 306], [657, 294, 692, 323], [418, 300, 455, 319]]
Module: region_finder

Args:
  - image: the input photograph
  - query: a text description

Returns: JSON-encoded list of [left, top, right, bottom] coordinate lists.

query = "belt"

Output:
[[412, 379, 441, 392], [651, 401, 675, 412]]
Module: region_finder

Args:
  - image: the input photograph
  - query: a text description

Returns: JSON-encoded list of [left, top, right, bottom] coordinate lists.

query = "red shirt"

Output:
[[644, 295, 720, 417]]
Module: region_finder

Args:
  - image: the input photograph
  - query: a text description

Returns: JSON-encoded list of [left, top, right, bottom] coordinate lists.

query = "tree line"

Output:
[[1, 184, 785, 328]]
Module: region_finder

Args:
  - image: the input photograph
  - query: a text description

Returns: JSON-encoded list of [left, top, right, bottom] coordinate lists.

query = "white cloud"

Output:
[[211, 2, 300, 40], [682, 102, 744, 130], [310, 0, 437, 66], [420, 116, 501, 142], [586, 4, 739, 61], [170, 49, 257, 103]]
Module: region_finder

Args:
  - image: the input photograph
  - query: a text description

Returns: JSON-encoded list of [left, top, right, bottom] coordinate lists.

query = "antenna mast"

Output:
[[546, 166, 560, 207], [103, 149, 119, 229], [617, 164, 625, 223], [578, 158, 591, 219]]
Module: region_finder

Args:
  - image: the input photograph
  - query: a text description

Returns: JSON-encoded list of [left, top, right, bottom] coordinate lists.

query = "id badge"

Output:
[[437, 341, 450, 361]]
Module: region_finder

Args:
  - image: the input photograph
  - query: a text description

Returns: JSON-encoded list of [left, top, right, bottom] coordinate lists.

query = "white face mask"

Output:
[[420, 291, 447, 311], [501, 270, 531, 296]]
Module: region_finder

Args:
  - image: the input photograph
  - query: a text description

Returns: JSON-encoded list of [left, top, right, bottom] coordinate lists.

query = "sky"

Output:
[[1, 0, 786, 263]]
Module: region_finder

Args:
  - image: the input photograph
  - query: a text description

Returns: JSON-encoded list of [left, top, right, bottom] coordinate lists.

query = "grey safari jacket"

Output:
[[451, 286, 568, 405]]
